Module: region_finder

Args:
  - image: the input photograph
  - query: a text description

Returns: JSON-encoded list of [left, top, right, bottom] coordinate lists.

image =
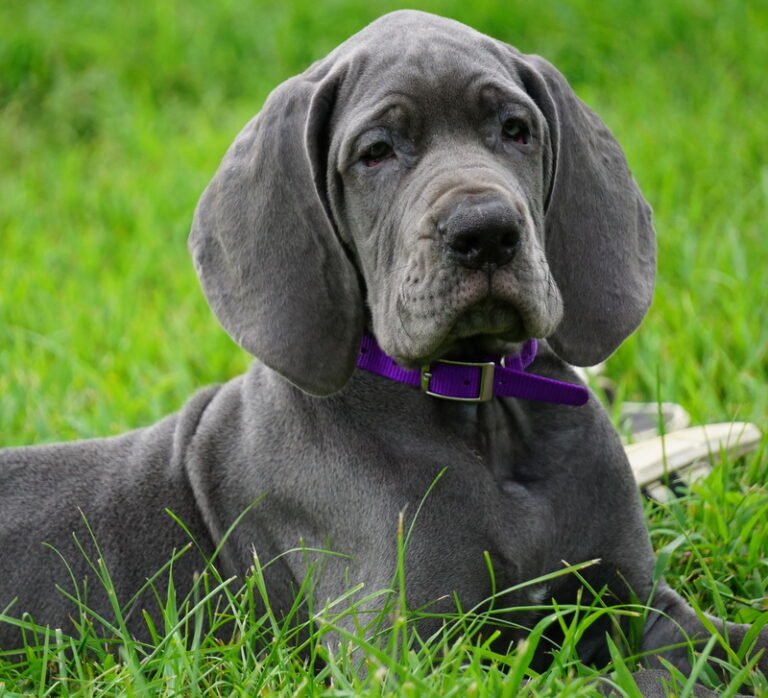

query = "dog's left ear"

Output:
[[519, 54, 656, 366], [189, 64, 364, 397]]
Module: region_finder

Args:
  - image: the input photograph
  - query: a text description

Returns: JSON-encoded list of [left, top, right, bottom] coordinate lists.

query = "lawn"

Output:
[[1, 0, 766, 695]]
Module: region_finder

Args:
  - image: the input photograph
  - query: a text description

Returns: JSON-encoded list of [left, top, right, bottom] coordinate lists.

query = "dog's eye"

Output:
[[361, 141, 395, 167], [502, 118, 530, 145]]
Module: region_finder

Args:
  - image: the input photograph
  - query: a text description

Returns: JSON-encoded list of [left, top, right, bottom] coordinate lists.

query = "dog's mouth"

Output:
[[389, 295, 534, 366], [382, 246, 564, 367], [429, 300, 528, 361]]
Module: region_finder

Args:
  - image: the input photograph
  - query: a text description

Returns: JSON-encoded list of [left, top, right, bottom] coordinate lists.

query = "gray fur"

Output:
[[1, 11, 764, 694]]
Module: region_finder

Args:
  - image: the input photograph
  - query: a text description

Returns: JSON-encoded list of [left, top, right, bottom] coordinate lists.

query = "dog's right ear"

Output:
[[518, 54, 656, 367], [189, 65, 364, 397]]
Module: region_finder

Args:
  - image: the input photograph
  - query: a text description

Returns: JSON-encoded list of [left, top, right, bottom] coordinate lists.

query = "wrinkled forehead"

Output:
[[342, 10, 514, 67], [329, 11, 528, 122]]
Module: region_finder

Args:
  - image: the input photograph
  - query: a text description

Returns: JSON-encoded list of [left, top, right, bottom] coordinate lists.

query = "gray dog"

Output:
[[1, 11, 764, 695]]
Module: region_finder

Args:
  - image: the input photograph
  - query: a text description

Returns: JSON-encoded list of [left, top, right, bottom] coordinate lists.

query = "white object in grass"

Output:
[[624, 422, 762, 499]]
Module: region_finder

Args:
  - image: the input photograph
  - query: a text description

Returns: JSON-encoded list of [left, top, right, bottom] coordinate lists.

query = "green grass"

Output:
[[1, 0, 767, 437], [0, 477, 765, 697], [1, 0, 767, 694]]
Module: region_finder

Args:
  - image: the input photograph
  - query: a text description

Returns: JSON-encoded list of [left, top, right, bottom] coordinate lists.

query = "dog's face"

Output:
[[189, 11, 655, 396], [329, 42, 562, 367]]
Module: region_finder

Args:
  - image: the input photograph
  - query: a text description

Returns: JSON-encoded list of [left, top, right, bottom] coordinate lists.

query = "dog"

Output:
[[1, 11, 764, 695]]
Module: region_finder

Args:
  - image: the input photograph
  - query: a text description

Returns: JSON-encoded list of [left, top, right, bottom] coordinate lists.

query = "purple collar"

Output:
[[356, 333, 588, 406]]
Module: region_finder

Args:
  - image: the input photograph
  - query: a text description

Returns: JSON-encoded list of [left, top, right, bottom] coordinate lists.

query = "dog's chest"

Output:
[[350, 399, 569, 555]]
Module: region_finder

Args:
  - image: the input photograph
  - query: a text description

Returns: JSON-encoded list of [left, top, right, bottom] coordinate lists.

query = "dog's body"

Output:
[[1, 11, 764, 695], [0, 359, 651, 655]]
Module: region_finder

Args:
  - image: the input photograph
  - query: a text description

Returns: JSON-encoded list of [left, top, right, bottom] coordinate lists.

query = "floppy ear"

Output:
[[521, 54, 656, 366], [189, 66, 364, 396]]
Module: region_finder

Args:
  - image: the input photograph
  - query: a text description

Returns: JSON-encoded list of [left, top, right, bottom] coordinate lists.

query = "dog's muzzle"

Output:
[[438, 198, 523, 271]]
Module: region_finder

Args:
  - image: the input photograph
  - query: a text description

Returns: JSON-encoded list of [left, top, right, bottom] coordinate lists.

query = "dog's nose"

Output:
[[439, 200, 523, 270]]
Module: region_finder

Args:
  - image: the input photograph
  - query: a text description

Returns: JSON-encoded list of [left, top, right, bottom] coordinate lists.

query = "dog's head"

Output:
[[189, 11, 655, 396]]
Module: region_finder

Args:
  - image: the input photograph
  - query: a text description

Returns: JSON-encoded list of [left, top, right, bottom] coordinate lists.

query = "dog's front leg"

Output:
[[641, 583, 768, 683]]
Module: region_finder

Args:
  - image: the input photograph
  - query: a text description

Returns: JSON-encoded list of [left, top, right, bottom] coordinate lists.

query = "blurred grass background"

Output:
[[1, 2, 767, 694], [1, 0, 766, 443]]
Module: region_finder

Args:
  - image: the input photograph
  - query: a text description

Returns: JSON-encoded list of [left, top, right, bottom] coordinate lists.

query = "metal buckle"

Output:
[[420, 360, 496, 402]]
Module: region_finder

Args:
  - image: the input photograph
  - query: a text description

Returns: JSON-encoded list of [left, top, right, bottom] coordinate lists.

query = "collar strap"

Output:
[[356, 333, 588, 406]]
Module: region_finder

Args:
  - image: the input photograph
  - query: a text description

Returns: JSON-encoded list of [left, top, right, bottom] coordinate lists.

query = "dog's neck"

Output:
[[355, 333, 588, 406]]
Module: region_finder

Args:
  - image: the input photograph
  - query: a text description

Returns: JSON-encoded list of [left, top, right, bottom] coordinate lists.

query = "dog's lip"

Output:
[[393, 300, 530, 366], [443, 331, 527, 358]]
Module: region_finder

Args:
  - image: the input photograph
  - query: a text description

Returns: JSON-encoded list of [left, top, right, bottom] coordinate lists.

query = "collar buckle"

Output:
[[420, 359, 496, 402]]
